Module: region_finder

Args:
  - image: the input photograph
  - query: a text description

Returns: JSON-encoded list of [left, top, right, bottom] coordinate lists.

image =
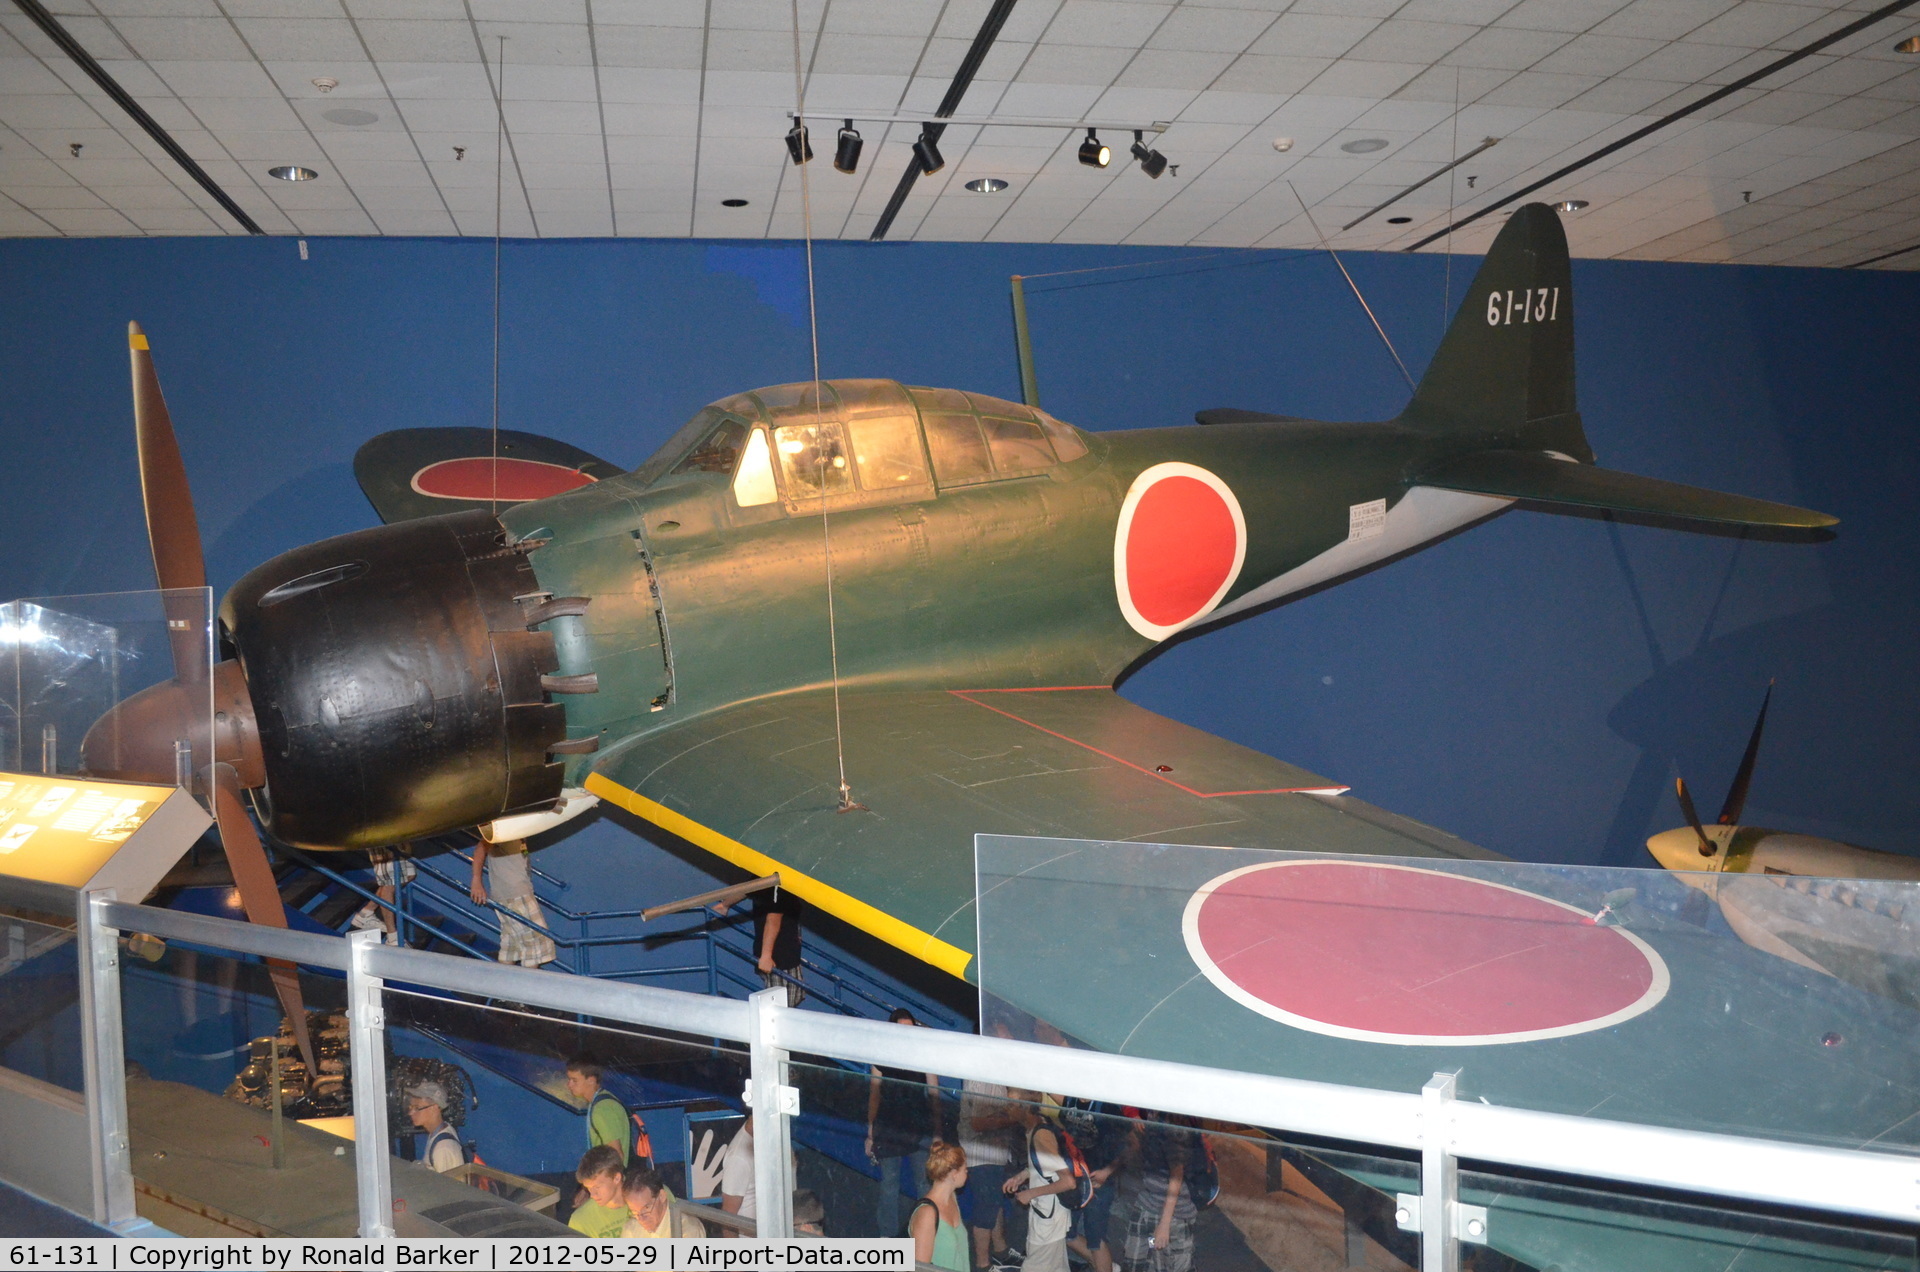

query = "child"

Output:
[[569, 1145, 628, 1237], [1002, 1095, 1075, 1272], [404, 1079, 463, 1173]]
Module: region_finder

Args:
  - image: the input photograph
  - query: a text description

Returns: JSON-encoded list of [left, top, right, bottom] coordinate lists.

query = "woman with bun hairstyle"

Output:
[[911, 1140, 970, 1272]]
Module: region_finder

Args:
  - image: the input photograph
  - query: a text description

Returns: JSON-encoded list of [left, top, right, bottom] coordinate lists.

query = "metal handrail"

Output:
[[78, 893, 1920, 1229]]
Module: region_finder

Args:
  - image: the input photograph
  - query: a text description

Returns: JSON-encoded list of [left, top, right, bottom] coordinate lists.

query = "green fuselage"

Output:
[[498, 396, 1490, 775]]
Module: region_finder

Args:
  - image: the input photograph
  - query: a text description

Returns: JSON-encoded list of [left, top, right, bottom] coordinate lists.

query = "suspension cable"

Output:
[[791, 0, 859, 813]]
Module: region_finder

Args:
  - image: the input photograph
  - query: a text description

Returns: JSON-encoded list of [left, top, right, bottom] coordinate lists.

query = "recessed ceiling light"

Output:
[[1387, 215, 1412, 224], [721, 198, 749, 207], [965, 178, 1009, 193], [269, 166, 317, 182], [1896, 35, 1920, 53], [1340, 137, 1389, 154], [322, 108, 378, 126], [1555, 199, 1589, 212]]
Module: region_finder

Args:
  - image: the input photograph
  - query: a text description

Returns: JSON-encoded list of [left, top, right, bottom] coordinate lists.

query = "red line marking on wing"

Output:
[[948, 689, 1347, 799]]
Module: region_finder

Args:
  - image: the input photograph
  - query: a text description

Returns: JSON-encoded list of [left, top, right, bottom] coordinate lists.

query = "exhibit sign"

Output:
[[0, 770, 210, 896]]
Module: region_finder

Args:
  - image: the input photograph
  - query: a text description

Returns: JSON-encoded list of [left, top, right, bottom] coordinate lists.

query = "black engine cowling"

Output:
[[221, 509, 566, 849]]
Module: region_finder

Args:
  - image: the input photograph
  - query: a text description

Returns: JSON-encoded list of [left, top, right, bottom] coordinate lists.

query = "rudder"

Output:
[[1401, 204, 1591, 463]]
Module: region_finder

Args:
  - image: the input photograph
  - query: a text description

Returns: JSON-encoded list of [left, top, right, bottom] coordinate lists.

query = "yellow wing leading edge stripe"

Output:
[[584, 771, 975, 980]]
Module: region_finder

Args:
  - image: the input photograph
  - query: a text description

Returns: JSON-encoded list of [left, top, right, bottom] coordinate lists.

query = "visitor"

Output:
[[405, 1079, 463, 1173], [568, 1146, 628, 1238], [720, 1119, 755, 1232], [752, 882, 805, 1006], [793, 1190, 827, 1236], [350, 843, 414, 945], [469, 836, 557, 968], [565, 1055, 632, 1164], [623, 1163, 704, 1239], [1118, 1111, 1197, 1272], [959, 1022, 1021, 1270], [911, 1141, 970, 1271], [1002, 1095, 1074, 1272], [867, 1008, 942, 1237]]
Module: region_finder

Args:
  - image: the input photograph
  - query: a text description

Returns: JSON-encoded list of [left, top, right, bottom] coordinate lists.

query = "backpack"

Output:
[[1184, 1127, 1219, 1210], [591, 1091, 655, 1167], [1030, 1122, 1094, 1211]]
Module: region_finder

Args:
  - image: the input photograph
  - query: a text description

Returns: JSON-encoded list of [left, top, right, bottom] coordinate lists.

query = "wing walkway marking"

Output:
[[583, 771, 973, 980], [948, 688, 1349, 798]]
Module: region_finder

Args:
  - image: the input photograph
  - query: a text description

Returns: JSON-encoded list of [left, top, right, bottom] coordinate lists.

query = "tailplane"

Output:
[[1401, 204, 1835, 532]]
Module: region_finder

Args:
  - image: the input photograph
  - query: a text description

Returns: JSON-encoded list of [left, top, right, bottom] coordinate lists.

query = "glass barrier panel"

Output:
[[976, 835, 1920, 1157], [119, 938, 357, 1236], [379, 986, 751, 1238], [789, 1059, 1430, 1270], [0, 589, 213, 785], [0, 906, 80, 1092]]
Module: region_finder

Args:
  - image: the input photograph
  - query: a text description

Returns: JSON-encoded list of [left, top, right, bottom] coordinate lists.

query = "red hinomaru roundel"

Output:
[[1113, 462, 1248, 641], [411, 457, 598, 503]]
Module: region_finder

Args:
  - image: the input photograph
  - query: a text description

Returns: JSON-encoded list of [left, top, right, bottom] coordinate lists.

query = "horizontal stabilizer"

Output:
[[1414, 450, 1837, 530], [1195, 407, 1293, 426]]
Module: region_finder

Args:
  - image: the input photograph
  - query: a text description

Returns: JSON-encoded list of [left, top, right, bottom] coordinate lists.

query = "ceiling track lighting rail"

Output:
[[9, 0, 264, 234], [790, 112, 1169, 134], [1404, 0, 1920, 251], [1341, 137, 1500, 232]]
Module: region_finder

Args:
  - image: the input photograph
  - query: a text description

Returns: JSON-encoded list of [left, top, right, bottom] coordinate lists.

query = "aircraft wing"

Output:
[[354, 428, 626, 524], [582, 686, 1496, 979]]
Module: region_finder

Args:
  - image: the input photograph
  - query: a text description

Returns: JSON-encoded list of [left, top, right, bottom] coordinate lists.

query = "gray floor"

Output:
[[0, 1180, 113, 1238]]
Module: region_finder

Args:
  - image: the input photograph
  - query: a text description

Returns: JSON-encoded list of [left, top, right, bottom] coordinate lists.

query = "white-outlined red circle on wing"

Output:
[[1113, 462, 1247, 641], [1181, 860, 1670, 1046]]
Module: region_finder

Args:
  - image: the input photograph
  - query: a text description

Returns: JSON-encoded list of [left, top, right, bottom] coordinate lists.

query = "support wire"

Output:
[[1289, 182, 1416, 394], [792, 0, 860, 813], [490, 35, 506, 515]]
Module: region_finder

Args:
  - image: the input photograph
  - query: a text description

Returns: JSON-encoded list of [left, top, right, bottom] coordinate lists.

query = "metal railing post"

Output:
[[76, 889, 135, 1229], [747, 987, 795, 1239], [1420, 1072, 1458, 1272], [347, 929, 395, 1237]]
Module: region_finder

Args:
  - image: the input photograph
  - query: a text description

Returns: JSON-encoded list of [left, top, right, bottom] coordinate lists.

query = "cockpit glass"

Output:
[[924, 413, 992, 485], [982, 415, 1055, 473], [774, 422, 853, 499], [1040, 412, 1089, 462], [847, 415, 929, 490], [671, 418, 750, 476]]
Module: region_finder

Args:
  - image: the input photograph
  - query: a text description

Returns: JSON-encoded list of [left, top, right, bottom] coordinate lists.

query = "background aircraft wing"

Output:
[[354, 428, 626, 524], [582, 686, 1497, 980]]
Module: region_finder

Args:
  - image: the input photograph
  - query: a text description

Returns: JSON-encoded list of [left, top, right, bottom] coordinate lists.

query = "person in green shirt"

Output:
[[568, 1146, 628, 1238], [565, 1055, 632, 1164]]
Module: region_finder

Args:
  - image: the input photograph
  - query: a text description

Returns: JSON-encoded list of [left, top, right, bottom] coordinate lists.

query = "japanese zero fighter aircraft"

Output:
[[85, 203, 1832, 991]]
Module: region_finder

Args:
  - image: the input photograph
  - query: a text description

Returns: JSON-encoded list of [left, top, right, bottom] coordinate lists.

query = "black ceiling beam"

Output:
[[869, 0, 1021, 241], [10, 0, 265, 235], [1404, 0, 1920, 253]]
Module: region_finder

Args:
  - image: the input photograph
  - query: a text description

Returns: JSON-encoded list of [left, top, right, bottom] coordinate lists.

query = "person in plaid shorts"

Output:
[[1117, 1111, 1197, 1272]]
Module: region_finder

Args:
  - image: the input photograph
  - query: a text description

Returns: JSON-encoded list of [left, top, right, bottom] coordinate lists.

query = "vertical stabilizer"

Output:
[[1402, 204, 1591, 462]]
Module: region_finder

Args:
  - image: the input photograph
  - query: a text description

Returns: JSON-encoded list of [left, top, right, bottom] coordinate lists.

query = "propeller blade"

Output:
[[210, 762, 313, 1073], [1675, 777, 1715, 857], [1718, 681, 1774, 826], [129, 323, 210, 688]]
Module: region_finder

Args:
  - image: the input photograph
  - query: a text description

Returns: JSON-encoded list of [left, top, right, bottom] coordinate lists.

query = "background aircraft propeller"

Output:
[[111, 323, 313, 1069], [1670, 681, 1775, 861]]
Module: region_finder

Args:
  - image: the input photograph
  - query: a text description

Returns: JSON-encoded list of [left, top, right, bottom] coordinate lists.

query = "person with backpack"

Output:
[[1060, 1097, 1129, 1272], [910, 1141, 970, 1272], [1117, 1111, 1200, 1272], [405, 1079, 464, 1173], [565, 1054, 633, 1164], [1001, 1094, 1077, 1272]]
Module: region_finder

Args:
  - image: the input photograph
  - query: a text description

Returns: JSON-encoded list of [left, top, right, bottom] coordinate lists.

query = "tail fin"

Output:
[[1401, 203, 1590, 463], [1402, 204, 1837, 532]]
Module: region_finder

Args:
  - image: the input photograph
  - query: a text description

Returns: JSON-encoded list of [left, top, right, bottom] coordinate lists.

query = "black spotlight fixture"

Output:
[[834, 119, 863, 173], [1078, 128, 1110, 168], [913, 126, 944, 175], [785, 122, 813, 166], [1130, 130, 1168, 179]]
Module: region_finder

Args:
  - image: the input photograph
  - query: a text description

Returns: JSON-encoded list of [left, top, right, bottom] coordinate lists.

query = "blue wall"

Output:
[[2, 232, 1914, 906]]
